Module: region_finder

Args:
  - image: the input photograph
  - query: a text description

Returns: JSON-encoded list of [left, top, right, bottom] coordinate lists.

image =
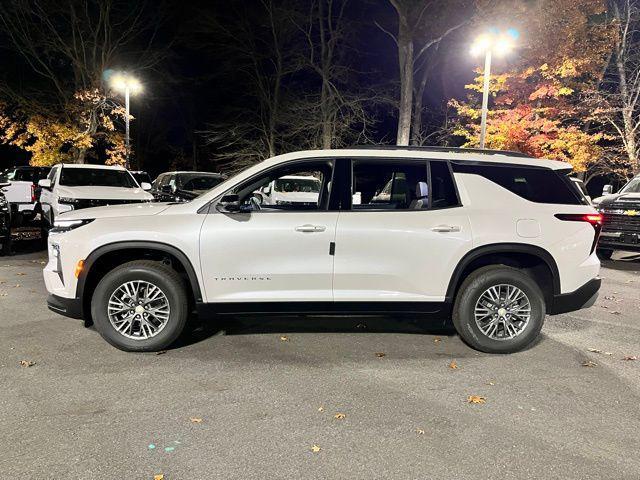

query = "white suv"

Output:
[[38, 164, 153, 232], [43, 147, 602, 353]]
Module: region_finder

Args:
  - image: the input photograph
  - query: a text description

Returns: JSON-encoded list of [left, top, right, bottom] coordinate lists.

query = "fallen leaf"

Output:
[[16, 272, 26, 276], [317, 406, 324, 412], [448, 360, 458, 369], [604, 352, 613, 356], [311, 444, 321, 453], [20, 360, 35, 367], [487, 381, 495, 386], [603, 295, 616, 301], [334, 413, 346, 420], [155, 350, 167, 356], [190, 417, 203, 424], [587, 348, 602, 354], [434, 337, 441, 344], [622, 355, 637, 361], [375, 352, 386, 358], [154, 475, 164, 480], [467, 395, 486, 404], [581, 360, 597, 367], [610, 311, 621, 315], [415, 428, 425, 435], [280, 336, 289, 342], [14, 284, 21, 288]]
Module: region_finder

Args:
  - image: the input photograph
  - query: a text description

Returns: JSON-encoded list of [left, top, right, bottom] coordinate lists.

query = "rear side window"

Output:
[[452, 163, 585, 205]]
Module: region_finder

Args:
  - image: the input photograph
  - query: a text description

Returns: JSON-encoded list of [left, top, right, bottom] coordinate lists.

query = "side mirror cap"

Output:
[[38, 179, 52, 189], [602, 184, 614, 195], [140, 182, 152, 191], [216, 194, 242, 213]]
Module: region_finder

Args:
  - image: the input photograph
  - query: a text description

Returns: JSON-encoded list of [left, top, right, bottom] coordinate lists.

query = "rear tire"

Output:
[[452, 265, 545, 354], [91, 260, 189, 352], [597, 249, 613, 260]]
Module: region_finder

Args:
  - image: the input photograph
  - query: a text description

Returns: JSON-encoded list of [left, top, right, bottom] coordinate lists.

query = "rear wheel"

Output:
[[91, 260, 189, 352], [596, 249, 613, 260], [452, 265, 545, 354]]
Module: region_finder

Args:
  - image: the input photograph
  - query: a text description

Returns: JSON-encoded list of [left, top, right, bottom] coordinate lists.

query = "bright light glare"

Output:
[[110, 72, 143, 94], [471, 29, 517, 56]]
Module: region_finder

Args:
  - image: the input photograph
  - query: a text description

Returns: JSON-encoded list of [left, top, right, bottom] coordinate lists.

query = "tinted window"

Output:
[[452, 163, 585, 205], [352, 161, 429, 210], [181, 176, 225, 192], [59, 168, 137, 188], [429, 161, 459, 208]]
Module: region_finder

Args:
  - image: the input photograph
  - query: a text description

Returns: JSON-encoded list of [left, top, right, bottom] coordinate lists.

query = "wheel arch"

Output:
[[446, 243, 560, 307], [77, 241, 202, 321]]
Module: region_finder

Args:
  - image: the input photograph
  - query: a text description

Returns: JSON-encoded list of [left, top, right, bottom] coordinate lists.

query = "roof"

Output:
[[258, 148, 572, 171], [57, 163, 126, 170], [161, 171, 226, 176]]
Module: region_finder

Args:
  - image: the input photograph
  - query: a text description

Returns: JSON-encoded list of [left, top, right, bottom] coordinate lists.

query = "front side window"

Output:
[[229, 160, 333, 212], [59, 168, 137, 188], [351, 161, 429, 210]]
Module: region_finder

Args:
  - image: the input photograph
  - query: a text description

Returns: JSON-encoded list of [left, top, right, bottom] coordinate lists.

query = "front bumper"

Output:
[[598, 231, 640, 252], [47, 294, 83, 319], [549, 277, 601, 315]]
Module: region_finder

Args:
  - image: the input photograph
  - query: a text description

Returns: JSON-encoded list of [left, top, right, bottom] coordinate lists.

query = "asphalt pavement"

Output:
[[1, 241, 639, 479]]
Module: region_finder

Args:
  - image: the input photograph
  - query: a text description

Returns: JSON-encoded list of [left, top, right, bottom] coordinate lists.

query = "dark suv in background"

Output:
[[596, 174, 640, 259]]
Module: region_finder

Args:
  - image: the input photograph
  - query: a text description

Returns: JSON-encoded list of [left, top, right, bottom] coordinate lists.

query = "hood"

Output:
[[56, 185, 154, 201], [59, 202, 173, 220], [597, 192, 640, 208]]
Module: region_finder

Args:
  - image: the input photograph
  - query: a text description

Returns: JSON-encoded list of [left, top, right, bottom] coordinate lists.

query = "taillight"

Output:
[[555, 213, 603, 254], [31, 184, 36, 202]]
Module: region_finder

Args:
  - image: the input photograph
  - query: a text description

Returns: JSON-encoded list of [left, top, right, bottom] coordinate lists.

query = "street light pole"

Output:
[[479, 49, 492, 149], [124, 85, 131, 170]]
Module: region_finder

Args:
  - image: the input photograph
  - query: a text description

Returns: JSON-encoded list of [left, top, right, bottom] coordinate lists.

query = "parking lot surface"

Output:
[[2, 243, 639, 479]]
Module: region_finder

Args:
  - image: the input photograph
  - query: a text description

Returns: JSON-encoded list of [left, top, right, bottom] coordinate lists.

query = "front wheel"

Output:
[[91, 260, 189, 352], [452, 265, 545, 354]]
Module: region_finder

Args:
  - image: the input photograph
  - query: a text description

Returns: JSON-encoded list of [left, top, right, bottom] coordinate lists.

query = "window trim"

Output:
[[346, 157, 462, 212], [210, 158, 337, 214]]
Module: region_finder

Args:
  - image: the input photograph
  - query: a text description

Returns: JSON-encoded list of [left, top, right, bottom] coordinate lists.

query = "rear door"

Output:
[[333, 158, 472, 302]]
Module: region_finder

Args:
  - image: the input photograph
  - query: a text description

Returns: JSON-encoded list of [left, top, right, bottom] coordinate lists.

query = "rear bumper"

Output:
[[47, 294, 83, 320], [549, 277, 601, 315]]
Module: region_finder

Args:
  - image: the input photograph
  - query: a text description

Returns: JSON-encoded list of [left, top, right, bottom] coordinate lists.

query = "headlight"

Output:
[[50, 219, 94, 234]]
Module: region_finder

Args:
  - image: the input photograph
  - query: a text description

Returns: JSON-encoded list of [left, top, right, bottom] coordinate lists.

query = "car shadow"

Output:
[[173, 313, 458, 349]]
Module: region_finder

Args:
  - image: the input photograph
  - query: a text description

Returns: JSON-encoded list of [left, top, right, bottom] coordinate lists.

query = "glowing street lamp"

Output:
[[110, 73, 142, 169], [471, 29, 518, 148]]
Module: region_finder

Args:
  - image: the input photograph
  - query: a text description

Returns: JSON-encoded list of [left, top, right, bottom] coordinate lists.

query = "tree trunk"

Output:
[[395, 8, 413, 146], [411, 65, 430, 145]]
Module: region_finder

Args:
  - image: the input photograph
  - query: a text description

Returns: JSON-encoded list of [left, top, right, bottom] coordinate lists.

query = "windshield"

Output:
[[181, 176, 225, 192], [274, 178, 320, 193], [620, 177, 640, 194], [59, 168, 138, 188]]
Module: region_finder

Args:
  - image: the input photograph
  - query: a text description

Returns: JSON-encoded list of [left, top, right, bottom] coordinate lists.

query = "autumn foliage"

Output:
[[451, 0, 618, 175]]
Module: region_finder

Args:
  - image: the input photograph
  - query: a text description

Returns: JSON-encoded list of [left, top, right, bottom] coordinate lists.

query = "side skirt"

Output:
[[197, 301, 452, 320]]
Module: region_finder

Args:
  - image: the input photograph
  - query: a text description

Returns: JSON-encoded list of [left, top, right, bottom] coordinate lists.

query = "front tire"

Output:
[[91, 260, 189, 352], [452, 265, 545, 354]]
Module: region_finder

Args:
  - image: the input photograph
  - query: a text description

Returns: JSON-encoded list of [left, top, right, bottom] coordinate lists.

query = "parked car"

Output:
[[0, 166, 51, 225], [594, 173, 640, 259], [43, 146, 601, 354], [38, 164, 153, 234], [252, 175, 321, 207], [0, 184, 11, 255], [151, 171, 227, 202], [130, 171, 152, 187]]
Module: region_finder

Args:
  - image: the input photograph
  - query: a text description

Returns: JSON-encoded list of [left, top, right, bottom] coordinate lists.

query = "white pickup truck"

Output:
[[0, 166, 51, 225]]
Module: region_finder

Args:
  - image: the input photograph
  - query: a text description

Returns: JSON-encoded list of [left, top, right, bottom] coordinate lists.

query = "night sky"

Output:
[[0, 0, 483, 177]]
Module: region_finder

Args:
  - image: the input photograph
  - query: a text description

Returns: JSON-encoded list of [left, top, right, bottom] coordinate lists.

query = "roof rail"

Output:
[[350, 145, 532, 158]]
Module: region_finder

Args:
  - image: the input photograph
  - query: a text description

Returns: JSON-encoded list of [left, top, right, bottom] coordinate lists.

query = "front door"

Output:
[[333, 159, 473, 302], [199, 159, 338, 303]]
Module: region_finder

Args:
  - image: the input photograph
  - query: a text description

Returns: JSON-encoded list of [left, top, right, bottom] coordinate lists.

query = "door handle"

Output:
[[295, 224, 326, 233], [431, 225, 461, 233]]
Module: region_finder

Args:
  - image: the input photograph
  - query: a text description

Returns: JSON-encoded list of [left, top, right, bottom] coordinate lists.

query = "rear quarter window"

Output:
[[451, 163, 586, 205]]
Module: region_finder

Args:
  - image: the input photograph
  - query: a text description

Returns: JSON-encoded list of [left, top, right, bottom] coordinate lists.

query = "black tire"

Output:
[[0, 236, 11, 256], [452, 265, 545, 354], [91, 260, 189, 352], [597, 249, 613, 260]]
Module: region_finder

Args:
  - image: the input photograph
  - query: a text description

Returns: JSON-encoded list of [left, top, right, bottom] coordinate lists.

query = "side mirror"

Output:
[[602, 184, 614, 195], [216, 194, 242, 213], [140, 182, 152, 191], [38, 179, 52, 189]]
